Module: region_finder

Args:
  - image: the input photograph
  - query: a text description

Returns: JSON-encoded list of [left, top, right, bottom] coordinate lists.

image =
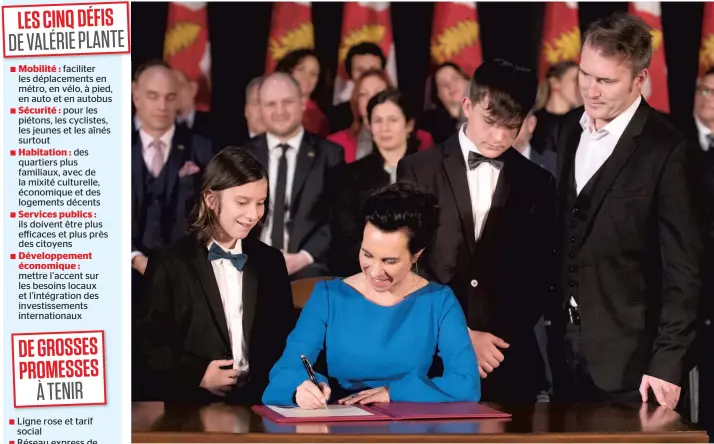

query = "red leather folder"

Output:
[[252, 402, 511, 423]]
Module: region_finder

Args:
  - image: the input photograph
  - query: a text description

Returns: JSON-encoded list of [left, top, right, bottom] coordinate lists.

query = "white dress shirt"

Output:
[[574, 95, 641, 195], [458, 124, 501, 241], [139, 126, 174, 172], [177, 109, 196, 129], [207, 239, 250, 374], [131, 126, 176, 262], [694, 115, 713, 152], [260, 128, 304, 250]]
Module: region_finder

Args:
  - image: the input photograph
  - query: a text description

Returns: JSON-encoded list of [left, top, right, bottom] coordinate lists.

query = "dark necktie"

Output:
[[207, 243, 248, 271], [271, 144, 290, 251], [468, 151, 504, 170]]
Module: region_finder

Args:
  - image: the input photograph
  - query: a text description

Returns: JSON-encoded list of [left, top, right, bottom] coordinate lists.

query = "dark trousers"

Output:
[[553, 321, 641, 403], [699, 323, 714, 430]]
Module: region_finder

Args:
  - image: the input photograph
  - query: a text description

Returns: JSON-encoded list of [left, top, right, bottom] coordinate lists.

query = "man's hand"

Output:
[[284, 252, 311, 275], [132, 255, 148, 275], [199, 359, 238, 397], [468, 329, 510, 378], [639, 374, 681, 409]]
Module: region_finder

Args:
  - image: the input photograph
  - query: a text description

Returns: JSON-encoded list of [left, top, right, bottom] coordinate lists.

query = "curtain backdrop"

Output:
[[131, 1, 705, 149]]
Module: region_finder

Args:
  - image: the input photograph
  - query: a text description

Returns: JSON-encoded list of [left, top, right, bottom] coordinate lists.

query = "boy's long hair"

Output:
[[188, 147, 268, 246]]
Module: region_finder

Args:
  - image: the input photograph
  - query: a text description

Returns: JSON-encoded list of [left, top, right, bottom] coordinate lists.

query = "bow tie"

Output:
[[207, 243, 248, 271], [468, 151, 504, 170]]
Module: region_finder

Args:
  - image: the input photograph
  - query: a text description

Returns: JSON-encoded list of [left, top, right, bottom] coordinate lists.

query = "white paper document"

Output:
[[267, 404, 375, 418]]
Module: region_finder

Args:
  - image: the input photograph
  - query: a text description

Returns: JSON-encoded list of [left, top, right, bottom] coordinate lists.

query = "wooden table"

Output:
[[132, 401, 709, 443]]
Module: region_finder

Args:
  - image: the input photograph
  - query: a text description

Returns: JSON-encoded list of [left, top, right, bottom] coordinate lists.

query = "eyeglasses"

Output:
[[697, 86, 714, 97]]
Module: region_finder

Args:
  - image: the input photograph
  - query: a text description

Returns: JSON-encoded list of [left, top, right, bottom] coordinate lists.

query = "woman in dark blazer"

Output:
[[329, 89, 420, 277], [134, 147, 296, 404]]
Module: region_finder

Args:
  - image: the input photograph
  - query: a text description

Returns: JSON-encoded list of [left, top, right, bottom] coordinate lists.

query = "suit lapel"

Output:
[[442, 139, 478, 255], [187, 240, 232, 352], [241, 239, 259, 352], [556, 119, 584, 204], [131, 135, 145, 210], [291, 133, 316, 206], [164, 130, 187, 197], [577, 101, 649, 246], [254, 135, 270, 169]]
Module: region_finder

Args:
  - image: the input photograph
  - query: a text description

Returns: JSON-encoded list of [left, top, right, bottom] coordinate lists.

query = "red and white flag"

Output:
[[163, 2, 212, 111], [265, 2, 315, 73], [333, 2, 397, 105], [629, 2, 669, 113], [699, 2, 714, 77], [430, 1, 482, 76], [539, 2, 581, 81]]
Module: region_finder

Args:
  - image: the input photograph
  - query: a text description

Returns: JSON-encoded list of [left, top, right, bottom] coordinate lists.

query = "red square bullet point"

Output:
[[10, 67, 16, 72], [9, 419, 14, 425], [10, 212, 16, 218], [10, 440, 15, 444], [10, 108, 16, 114], [10, 150, 16, 156], [10, 254, 16, 259]]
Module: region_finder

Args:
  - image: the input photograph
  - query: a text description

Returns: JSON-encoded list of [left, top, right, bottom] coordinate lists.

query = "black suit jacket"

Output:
[[242, 132, 344, 265], [673, 116, 714, 370], [134, 235, 296, 403], [178, 110, 212, 143], [329, 152, 394, 276], [397, 134, 556, 401], [131, 126, 213, 254], [551, 100, 703, 391]]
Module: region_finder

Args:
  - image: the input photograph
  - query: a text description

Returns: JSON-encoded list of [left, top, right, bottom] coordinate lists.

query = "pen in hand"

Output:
[[300, 354, 328, 409]]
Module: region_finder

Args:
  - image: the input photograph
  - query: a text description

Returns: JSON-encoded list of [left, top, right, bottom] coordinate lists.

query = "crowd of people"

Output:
[[130, 10, 713, 429]]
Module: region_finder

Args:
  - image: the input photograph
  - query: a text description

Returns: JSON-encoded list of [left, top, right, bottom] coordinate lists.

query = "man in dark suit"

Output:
[[131, 60, 213, 279], [242, 72, 344, 280], [130, 59, 213, 401], [331, 42, 387, 132], [549, 13, 702, 410], [397, 59, 556, 402], [674, 69, 714, 427], [174, 69, 212, 141], [515, 112, 557, 176]]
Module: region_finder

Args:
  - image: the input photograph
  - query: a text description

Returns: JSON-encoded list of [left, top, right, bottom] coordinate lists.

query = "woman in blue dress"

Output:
[[262, 182, 480, 409]]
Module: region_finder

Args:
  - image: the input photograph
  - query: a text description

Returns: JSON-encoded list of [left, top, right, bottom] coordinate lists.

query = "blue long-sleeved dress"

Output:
[[262, 279, 480, 406]]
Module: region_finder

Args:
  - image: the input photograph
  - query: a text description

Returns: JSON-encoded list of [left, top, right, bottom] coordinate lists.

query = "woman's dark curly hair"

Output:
[[361, 182, 439, 255]]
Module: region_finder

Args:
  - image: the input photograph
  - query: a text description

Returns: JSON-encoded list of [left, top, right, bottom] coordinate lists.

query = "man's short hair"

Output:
[[583, 11, 653, 75], [468, 59, 537, 125], [245, 76, 264, 98], [133, 59, 173, 82], [345, 42, 387, 79]]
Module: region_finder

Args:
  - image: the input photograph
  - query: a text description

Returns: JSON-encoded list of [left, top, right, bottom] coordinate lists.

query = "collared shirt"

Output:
[[694, 115, 712, 152], [519, 143, 532, 160], [207, 239, 249, 374], [260, 128, 305, 250], [458, 124, 501, 242], [574, 95, 641, 195], [177, 109, 196, 129], [138, 125, 175, 173], [131, 126, 176, 261]]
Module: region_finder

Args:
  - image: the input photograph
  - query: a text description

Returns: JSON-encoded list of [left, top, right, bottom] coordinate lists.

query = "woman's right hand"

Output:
[[295, 380, 331, 409], [200, 359, 238, 396]]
